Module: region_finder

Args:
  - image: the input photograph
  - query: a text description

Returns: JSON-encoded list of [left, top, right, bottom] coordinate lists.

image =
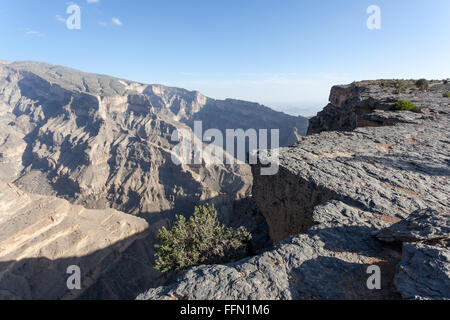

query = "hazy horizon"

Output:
[[1, 0, 449, 116]]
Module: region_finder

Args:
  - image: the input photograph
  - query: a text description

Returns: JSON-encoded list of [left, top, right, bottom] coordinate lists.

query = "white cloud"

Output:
[[111, 17, 123, 26], [25, 30, 45, 37], [55, 15, 65, 23]]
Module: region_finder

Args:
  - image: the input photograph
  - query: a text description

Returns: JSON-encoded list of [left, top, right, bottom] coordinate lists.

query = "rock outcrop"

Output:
[[308, 80, 448, 134], [139, 80, 450, 300]]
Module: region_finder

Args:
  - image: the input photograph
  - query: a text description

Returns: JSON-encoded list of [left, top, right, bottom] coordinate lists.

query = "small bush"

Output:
[[391, 99, 417, 111], [443, 92, 450, 98], [415, 79, 429, 91], [154, 204, 251, 274], [392, 79, 405, 89]]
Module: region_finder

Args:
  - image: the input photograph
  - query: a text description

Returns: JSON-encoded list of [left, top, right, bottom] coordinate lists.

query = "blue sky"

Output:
[[0, 0, 449, 115]]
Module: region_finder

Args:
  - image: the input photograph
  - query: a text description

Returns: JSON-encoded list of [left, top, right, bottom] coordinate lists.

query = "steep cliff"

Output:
[[0, 61, 310, 299], [139, 80, 450, 300], [0, 62, 250, 215], [0, 61, 309, 216], [308, 79, 448, 134]]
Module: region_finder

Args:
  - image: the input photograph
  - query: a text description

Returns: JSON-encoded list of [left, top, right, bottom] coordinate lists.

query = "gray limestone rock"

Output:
[[137, 201, 402, 300], [376, 208, 449, 300], [139, 79, 450, 300], [394, 243, 450, 300], [376, 208, 450, 246]]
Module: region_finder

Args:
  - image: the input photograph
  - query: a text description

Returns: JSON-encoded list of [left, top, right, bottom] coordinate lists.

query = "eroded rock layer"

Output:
[[0, 61, 308, 299], [0, 182, 148, 300]]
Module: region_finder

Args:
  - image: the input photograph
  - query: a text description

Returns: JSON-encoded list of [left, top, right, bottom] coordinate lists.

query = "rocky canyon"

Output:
[[0, 60, 448, 300]]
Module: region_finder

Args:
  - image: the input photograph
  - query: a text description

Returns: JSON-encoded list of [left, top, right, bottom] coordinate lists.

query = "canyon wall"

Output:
[[0, 61, 309, 299]]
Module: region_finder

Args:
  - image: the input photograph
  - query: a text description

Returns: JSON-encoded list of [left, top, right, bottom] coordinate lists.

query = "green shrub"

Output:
[[391, 99, 417, 111], [415, 79, 429, 91], [392, 79, 405, 89], [443, 92, 450, 98], [154, 204, 251, 274]]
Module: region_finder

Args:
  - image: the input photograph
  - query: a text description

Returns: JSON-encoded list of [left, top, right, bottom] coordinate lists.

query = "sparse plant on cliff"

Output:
[[392, 79, 406, 89], [154, 204, 251, 274], [415, 79, 429, 91], [391, 99, 417, 111], [444, 92, 450, 98]]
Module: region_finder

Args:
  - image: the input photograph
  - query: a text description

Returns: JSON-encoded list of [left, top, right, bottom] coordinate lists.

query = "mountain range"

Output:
[[0, 60, 308, 299], [1, 61, 448, 300]]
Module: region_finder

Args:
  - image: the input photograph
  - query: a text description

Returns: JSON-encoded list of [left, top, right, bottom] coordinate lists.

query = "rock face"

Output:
[[0, 61, 308, 299], [137, 201, 402, 300], [0, 61, 247, 215], [0, 182, 148, 300], [308, 80, 449, 134], [139, 80, 450, 300], [394, 243, 449, 300], [376, 209, 450, 300], [0, 61, 307, 216], [189, 98, 306, 148], [254, 113, 449, 243], [376, 208, 449, 246]]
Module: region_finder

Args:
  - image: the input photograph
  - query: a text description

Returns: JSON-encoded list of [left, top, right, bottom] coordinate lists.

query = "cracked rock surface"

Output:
[[394, 243, 449, 300], [376, 208, 449, 246], [377, 209, 450, 300], [139, 80, 450, 300], [138, 201, 402, 300]]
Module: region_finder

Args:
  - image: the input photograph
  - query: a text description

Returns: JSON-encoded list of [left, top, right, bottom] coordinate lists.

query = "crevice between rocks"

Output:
[[251, 163, 373, 244]]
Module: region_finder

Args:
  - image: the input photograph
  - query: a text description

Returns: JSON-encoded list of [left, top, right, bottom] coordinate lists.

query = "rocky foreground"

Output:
[[138, 80, 450, 300]]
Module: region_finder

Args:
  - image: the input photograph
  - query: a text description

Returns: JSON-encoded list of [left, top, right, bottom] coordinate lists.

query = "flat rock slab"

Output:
[[377, 208, 450, 245], [394, 243, 450, 300]]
